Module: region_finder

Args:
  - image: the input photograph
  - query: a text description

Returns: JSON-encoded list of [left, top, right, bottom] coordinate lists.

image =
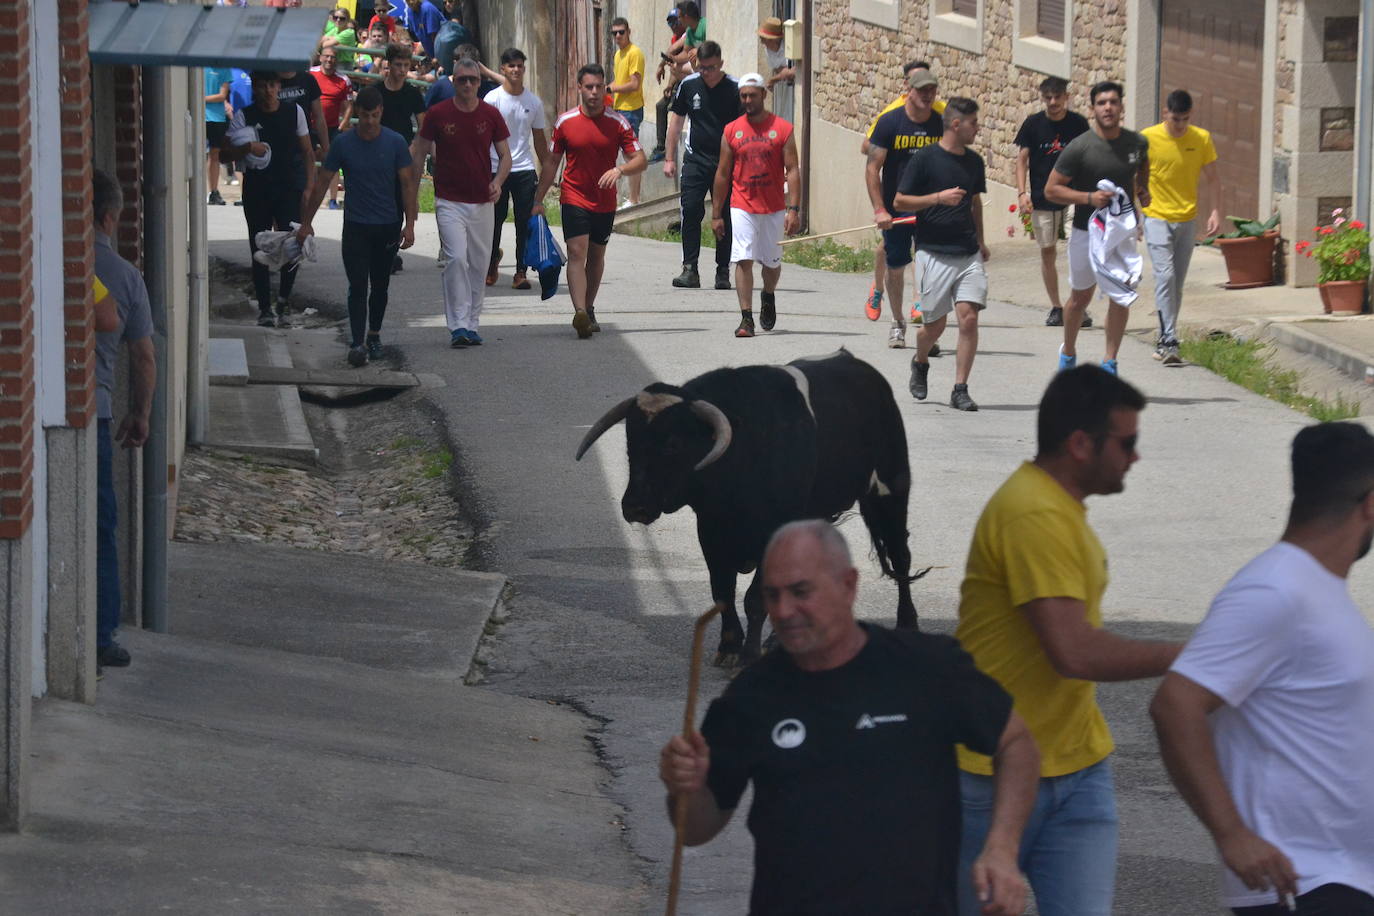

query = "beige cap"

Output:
[[758, 17, 784, 39], [906, 67, 938, 89]]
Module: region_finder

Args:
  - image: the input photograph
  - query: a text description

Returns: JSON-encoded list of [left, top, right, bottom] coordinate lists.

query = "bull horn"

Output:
[[575, 396, 636, 460], [690, 400, 733, 470]]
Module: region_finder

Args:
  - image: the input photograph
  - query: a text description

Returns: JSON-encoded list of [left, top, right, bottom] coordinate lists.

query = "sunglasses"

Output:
[[332, 15, 348, 20], [611, 28, 627, 35], [454, 75, 480, 85]]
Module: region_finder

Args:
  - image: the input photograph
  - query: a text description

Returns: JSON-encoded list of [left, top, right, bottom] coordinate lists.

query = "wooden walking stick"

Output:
[[665, 602, 724, 916], [778, 215, 915, 246]]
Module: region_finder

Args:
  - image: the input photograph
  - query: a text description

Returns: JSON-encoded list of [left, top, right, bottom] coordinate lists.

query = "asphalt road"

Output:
[[209, 204, 1374, 915]]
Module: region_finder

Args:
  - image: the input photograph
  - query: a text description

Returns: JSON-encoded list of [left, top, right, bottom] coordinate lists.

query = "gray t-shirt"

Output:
[[1052, 127, 1149, 230], [93, 232, 154, 421]]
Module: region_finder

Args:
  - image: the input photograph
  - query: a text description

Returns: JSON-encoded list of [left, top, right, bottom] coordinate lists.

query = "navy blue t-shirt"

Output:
[[322, 127, 412, 224]]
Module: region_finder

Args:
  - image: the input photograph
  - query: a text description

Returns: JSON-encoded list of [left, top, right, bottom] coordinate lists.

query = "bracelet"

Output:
[[787, 205, 800, 212]]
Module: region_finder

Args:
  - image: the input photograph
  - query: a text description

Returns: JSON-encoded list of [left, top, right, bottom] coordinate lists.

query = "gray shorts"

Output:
[[916, 249, 987, 322]]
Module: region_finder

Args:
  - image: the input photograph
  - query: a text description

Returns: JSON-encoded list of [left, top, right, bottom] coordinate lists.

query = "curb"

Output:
[[1251, 318, 1374, 383], [463, 576, 511, 686]]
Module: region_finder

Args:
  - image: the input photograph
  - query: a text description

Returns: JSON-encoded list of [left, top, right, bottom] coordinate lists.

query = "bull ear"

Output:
[[689, 400, 733, 470], [575, 396, 636, 460]]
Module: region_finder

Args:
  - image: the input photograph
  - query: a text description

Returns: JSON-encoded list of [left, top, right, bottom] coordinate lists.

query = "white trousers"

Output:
[[435, 197, 494, 332]]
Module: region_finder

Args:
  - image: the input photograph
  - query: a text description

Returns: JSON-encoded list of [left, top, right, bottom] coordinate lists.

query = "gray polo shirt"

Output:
[[92, 231, 154, 421]]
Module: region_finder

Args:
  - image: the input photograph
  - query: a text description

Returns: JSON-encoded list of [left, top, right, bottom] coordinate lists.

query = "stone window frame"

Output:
[[1012, 0, 1072, 78], [850, 0, 900, 31], [929, 0, 983, 54]]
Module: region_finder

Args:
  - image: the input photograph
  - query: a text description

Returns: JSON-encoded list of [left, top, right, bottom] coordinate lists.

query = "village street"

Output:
[[209, 204, 1374, 915]]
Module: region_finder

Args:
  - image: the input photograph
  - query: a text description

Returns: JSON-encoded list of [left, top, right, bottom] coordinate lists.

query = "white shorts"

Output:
[[1068, 227, 1096, 291], [730, 208, 785, 269], [915, 249, 987, 322]]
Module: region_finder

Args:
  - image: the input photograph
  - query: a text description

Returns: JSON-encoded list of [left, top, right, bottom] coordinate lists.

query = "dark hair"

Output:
[[1165, 88, 1193, 113], [1288, 422, 1374, 525], [678, 1, 700, 18], [250, 70, 280, 84], [944, 96, 978, 120], [1037, 365, 1147, 457], [1089, 80, 1124, 104], [384, 41, 413, 63], [92, 168, 123, 226], [611, 16, 629, 29], [698, 39, 722, 60], [455, 43, 480, 61], [499, 47, 527, 66], [1039, 76, 1068, 95], [903, 60, 931, 74], [354, 86, 383, 111], [577, 63, 606, 83]]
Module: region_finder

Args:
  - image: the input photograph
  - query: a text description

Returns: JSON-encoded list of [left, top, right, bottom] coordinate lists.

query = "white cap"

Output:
[[737, 72, 767, 89]]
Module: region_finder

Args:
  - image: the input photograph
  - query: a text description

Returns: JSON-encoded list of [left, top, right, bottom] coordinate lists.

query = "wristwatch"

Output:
[[787, 205, 800, 212]]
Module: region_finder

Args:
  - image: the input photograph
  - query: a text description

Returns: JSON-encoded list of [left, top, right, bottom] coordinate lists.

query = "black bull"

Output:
[[576, 349, 925, 665]]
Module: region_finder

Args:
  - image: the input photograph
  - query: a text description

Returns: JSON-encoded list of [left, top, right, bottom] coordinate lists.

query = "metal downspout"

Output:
[[140, 66, 169, 634], [1356, 0, 1374, 230], [188, 70, 208, 445]]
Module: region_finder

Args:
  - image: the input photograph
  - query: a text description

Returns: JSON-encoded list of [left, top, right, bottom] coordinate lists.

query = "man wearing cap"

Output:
[[865, 66, 943, 349], [665, 40, 739, 291], [757, 18, 794, 120], [712, 73, 800, 337]]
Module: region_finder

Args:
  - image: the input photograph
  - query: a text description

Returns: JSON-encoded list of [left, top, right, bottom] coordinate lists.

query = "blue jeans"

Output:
[[96, 419, 120, 648], [619, 106, 644, 137], [958, 758, 1118, 916]]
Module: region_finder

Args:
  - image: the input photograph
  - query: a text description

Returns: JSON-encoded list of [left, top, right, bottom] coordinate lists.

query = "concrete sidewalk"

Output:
[[0, 542, 645, 914]]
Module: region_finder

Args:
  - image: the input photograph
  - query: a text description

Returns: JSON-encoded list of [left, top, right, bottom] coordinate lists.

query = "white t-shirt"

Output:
[[483, 86, 547, 174], [1172, 541, 1374, 908]]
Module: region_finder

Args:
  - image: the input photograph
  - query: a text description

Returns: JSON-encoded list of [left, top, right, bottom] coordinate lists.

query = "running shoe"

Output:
[[950, 384, 978, 412], [1045, 307, 1063, 326], [464, 329, 483, 345], [887, 320, 906, 349], [1102, 358, 1118, 376], [256, 311, 276, 328], [909, 360, 929, 400], [1057, 345, 1076, 372], [573, 310, 594, 339], [1151, 343, 1165, 361], [450, 329, 468, 348], [1081, 311, 1094, 328], [327, 200, 340, 210], [864, 285, 883, 321], [274, 301, 292, 329], [1162, 346, 1182, 367], [207, 190, 226, 206], [486, 248, 502, 286], [366, 336, 383, 360], [759, 292, 776, 331], [347, 344, 368, 367], [735, 313, 755, 338]]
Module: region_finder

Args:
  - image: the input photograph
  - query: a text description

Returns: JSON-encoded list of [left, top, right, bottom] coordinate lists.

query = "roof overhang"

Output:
[[89, 1, 327, 70]]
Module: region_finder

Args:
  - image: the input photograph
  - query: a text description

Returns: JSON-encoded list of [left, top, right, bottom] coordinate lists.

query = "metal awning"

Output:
[[89, 1, 328, 69]]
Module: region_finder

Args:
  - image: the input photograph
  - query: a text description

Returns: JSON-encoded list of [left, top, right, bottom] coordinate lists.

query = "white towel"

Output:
[[1088, 179, 1142, 307]]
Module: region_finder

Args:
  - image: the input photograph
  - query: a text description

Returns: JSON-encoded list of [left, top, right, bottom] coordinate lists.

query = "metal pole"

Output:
[[140, 66, 169, 634], [187, 69, 209, 445], [1355, 0, 1374, 230]]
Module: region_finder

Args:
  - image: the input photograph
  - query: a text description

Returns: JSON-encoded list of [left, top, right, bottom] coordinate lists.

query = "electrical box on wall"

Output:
[[783, 18, 803, 58]]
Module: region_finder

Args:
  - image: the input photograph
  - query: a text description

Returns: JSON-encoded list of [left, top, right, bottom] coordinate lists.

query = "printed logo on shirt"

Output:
[[855, 713, 909, 729], [768, 129, 777, 139], [443, 122, 457, 135], [692, 95, 702, 110], [734, 129, 744, 139], [771, 718, 806, 749]]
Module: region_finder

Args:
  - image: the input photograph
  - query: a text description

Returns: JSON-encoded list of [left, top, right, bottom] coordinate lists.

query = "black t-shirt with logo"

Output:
[[276, 72, 323, 141], [670, 73, 741, 162], [377, 82, 427, 144], [700, 623, 1011, 915], [1013, 110, 1090, 211], [896, 143, 988, 256], [868, 106, 943, 212]]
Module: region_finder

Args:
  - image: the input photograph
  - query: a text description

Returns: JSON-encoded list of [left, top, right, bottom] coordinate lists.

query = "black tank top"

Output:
[[242, 101, 306, 191]]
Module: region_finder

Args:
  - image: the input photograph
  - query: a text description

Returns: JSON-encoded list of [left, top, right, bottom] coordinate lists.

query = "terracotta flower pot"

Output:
[[1319, 280, 1368, 316], [1216, 230, 1279, 289]]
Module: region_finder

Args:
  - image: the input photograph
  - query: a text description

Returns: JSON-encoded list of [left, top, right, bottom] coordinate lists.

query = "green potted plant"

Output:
[[1206, 214, 1280, 288], [1295, 208, 1371, 315]]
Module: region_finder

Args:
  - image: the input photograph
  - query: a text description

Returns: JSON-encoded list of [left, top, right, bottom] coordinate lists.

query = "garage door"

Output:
[[1160, 0, 1263, 221]]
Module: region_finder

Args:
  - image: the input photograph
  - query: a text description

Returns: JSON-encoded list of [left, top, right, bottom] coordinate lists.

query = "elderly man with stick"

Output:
[[659, 519, 1038, 914]]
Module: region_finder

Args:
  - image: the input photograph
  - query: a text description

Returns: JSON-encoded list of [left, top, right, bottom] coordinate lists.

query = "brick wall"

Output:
[[0, 0, 35, 541], [59, 1, 95, 429], [111, 66, 144, 269]]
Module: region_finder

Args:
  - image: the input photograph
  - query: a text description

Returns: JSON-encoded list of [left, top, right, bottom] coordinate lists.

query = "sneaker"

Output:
[[909, 360, 929, 400], [513, 269, 531, 290], [573, 310, 594, 339], [97, 642, 131, 668], [486, 248, 503, 286], [1102, 358, 1119, 376], [207, 190, 226, 206], [257, 311, 276, 328], [864, 285, 883, 321], [714, 267, 731, 290], [950, 383, 978, 411], [910, 302, 923, 323], [465, 329, 483, 346], [648, 149, 665, 163], [1162, 346, 1182, 367], [347, 344, 368, 367], [586, 308, 601, 333], [366, 336, 383, 359], [618, 199, 633, 211], [735, 312, 755, 338], [887, 320, 906, 349], [274, 302, 292, 329], [759, 292, 777, 331], [392, 255, 404, 275], [672, 264, 701, 289], [1058, 345, 1076, 372], [450, 328, 468, 348], [327, 199, 340, 210], [1151, 344, 1165, 361], [929, 341, 942, 358], [1081, 311, 1094, 329], [228, 176, 240, 186], [1045, 307, 1064, 327]]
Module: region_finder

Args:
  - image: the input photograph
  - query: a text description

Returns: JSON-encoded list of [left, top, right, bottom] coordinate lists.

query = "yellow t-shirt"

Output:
[[1141, 122, 1217, 223], [866, 95, 946, 137], [613, 44, 646, 111], [955, 462, 1114, 777]]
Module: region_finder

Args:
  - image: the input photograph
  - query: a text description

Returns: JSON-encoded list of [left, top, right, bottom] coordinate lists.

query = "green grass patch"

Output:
[[390, 434, 424, 450], [1180, 332, 1361, 421], [417, 179, 560, 226], [420, 448, 454, 479]]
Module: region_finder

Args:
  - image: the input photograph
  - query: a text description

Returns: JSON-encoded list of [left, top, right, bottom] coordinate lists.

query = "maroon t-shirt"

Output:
[[419, 99, 511, 204]]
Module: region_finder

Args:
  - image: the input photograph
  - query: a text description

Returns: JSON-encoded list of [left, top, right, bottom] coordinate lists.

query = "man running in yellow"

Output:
[[1141, 89, 1220, 366], [609, 18, 648, 207], [860, 60, 945, 326]]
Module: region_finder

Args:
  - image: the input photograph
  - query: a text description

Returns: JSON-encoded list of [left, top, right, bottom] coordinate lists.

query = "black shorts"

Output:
[[561, 204, 614, 246], [205, 120, 228, 149]]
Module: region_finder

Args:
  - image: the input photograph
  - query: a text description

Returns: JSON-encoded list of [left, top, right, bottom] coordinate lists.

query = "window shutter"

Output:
[[1036, 0, 1065, 42], [951, 0, 977, 18]]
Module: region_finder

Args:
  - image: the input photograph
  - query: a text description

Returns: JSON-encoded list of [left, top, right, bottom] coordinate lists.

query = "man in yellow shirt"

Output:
[[1141, 89, 1220, 366], [954, 365, 1183, 916], [609, 17, 647, 207]]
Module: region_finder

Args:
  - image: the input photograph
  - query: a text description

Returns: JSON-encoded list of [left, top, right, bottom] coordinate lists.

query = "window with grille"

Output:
[[1036, 0, 1065, 42]]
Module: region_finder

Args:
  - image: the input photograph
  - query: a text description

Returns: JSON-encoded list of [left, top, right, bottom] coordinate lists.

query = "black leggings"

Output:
[[243, 182, 302, 312], [492, 169, 538, 271], [341, 220, 401, 347], [1233, 884, 1374, 915]]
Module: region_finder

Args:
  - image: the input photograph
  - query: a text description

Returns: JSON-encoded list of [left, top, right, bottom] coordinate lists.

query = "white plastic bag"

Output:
[[253, 223, 317, 270]]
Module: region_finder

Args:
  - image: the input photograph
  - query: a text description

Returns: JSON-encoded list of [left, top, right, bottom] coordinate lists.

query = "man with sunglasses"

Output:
[[954, 365, 1183, 916], [608, 18, 646, 207]]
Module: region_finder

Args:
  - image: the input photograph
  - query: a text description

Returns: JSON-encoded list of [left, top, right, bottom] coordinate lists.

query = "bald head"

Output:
[[765, 520, 853, 576], [761, 520, 862, 670]]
